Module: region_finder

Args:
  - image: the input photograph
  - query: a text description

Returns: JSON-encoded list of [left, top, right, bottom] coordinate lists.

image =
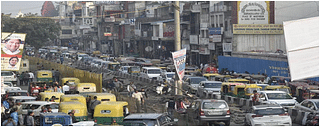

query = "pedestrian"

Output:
[[23, 71, 30, 86], [252, 90, 259, 106], [51, 69, 55, 82], [62, 82, 70, 94], [40, 106, 47, 113], [28, 71, 34, 83], [127, 81, 136, 97], [132, 90, 143, 113], [166, 98, 175, 117], [24, 110, 34, 126], [2, 116, 17, 126], [55, 69, 60, 82], [10, 108, 18, 125], [57, 85, 62, 93], [140, 88, 148, 111], [68, 110, 77, 123], [175, 98, 187, 114], [2, 97, 10, 109], [47, 107, 53, 113], [90, 96, 101, 118], [19, 72, 25, 86]]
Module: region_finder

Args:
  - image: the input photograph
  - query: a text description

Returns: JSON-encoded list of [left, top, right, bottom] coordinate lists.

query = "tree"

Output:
[[1, 13, 61, 49]]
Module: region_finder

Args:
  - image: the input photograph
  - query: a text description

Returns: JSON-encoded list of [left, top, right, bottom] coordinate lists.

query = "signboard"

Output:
[[172, 48, 187, 81], [104, 33, 112, 36], [199, 47, 210, 55], [233, 24, 283, 34], [223, 43, 232, 52], [209, 27, 223, 35], [208, 43, 215, 50], [1, 32, 26, 71], [190, 35, 198, 44], [199, 38, 209, 45], [105, 16, 115, 22], [209, 35, 222, 42], [238, 1, 270, 24]]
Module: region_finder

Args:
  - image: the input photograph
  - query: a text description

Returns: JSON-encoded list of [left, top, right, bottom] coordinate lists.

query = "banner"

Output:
[[171, 48, 187, 81], [1, 32, 27, 71], [233, 24, 283, 34]]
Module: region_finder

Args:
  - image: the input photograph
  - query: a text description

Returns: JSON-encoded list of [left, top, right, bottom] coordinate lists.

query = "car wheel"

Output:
[[224, 120, 230, 126]]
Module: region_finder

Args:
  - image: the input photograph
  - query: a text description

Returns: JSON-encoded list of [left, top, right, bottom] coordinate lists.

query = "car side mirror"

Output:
[[293, 97, 297, 100]]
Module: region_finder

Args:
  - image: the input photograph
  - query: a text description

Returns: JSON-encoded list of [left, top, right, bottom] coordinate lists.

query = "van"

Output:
[[140, 67, 162, 79]]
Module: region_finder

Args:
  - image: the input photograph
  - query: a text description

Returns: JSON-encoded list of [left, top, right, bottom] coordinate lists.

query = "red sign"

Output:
[[104, 33, 112, 36]]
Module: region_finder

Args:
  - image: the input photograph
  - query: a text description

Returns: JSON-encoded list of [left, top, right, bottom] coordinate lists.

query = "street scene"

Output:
[[1, 1, 319, 126]]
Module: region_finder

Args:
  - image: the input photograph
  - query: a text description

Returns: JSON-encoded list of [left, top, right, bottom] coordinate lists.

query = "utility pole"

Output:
[[174, 1, 183, 95]]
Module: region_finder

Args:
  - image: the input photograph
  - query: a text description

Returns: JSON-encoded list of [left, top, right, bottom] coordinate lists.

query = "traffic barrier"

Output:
[[227, 96, 232, 103], [246, 99, 253, 107], [234, 97, 240, 105], [230, 97, 235, 104], [239, 98, 246, 106]]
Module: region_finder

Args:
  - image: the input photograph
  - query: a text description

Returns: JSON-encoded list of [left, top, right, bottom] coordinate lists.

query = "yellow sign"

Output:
[[233, 24, 283, 34], [1, 32, 27, 71], [104, 33, 112, 36]]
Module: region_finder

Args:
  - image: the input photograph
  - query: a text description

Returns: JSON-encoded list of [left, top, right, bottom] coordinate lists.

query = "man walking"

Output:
[[28, 71, 34, 83], [55, 69, 60, 83], [132, 90, 143, 113], [90, 96, 101, 118]]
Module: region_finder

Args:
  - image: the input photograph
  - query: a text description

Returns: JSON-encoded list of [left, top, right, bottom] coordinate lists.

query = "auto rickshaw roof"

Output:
[[76, 83, 96, 86], [40, 112, 69, 116], [59, 101, 86, 107], [39, 92, 64, 96], [265, 85, 289, 89], [203, 73, 220, 76], [96, 101, 128, 107], [228, 78, 249, 82], [37, 70, 53, 73]]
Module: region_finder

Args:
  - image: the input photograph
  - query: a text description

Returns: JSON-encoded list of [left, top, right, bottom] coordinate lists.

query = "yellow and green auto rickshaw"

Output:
[[60, 94, 87, 106], [93, 101, 129, 125], [36, 70, 53, 83], [264, 85, 292, 95], [61, 77, 80, 91], [39, 92, 64, 102], [86, 93, 117, 103], [203, 73, 220, 81], [244, 84, 262, 97], [128, 66, 141, 75], [76, 83, 96, 94], [221, 82, 246, 95], [107, 62, 121, 71], [227, 78, 250, 84], [231, 83, 247, 97], [215, 75, 232, 82], [59, 102, 88, 121]]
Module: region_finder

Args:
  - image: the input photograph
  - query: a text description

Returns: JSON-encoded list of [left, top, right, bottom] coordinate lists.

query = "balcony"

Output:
[[199, 38, 209, 45]]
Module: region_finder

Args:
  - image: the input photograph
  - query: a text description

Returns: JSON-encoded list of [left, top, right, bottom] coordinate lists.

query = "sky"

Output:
[[1, 1, 319, 24]]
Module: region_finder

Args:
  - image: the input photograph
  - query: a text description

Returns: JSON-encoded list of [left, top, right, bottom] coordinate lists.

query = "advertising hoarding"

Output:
[[1, 32, 26, 71], [238, 1, 270, 24], [172, 48, 187, 81], [233, 24, 283, 34]]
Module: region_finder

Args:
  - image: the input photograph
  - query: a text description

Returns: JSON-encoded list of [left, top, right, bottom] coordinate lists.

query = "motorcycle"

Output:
[[156, 82, 171, 95], [306, 113, 319, 126]]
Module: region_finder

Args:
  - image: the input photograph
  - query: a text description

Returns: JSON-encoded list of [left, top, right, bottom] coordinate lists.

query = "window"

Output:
[[62, 30, 72, 34], [202, 102, 227, 109], [254, 108, 285, 115], [23, 63, 27, 67]]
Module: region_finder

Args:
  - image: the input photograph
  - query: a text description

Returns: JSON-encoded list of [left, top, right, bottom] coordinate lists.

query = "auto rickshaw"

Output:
[[93, 101, 130, 125], [203, 73, 220, 81], [107, 62, 121, 71], [156, 64, 167, 71], [86, 93, 117, 103], [227, 78, 250, 84], [61, 77, 80, 91], [40, 112, 72, 126], [264, 85, 292, 95], [36, 70, 53, 83], [230, 83, 247, 97], [128, 66, 140, 75], [76, 83, 96, 94], [60, 94, 87, 106], [221, 82, 245, 95], [215, 75, 232, 82], [59, 102, 88, 121], [244, 84, 262, 98], [39, 92, 64, 102]]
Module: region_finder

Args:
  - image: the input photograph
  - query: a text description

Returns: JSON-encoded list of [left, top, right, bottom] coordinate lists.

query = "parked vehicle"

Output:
[[258, 91, 298, 109], [93, 101, 130, 125], [39, 92, 64, 102], [59, 102, 88, 121], [197, 81, 222, 98], [8, 96, 36, 103], [19, 101, 59, 116], [40, 112, 72, 126], [244, 104, 292, 126], [1, 71, 18, 85], [295, 99, 319, 113], [36, 70, 53, 83], [182, 76, 208, 94], [186, 99, 231, 126], [123, 113, 177, 126]]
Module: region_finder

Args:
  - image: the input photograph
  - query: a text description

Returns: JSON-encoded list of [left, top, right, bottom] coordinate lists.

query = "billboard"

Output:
[[238, 1, 271, 24], [1, 32, 26, 71], [172, 48, 187, 81], [233, 24, 283, 34]]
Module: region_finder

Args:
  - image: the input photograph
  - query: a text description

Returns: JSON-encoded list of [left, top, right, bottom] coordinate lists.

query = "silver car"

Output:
[[295, 99, 319, 113], [182, 76, 208, 94], [186, 99, 230, 126], [197, 81, 222, 98]]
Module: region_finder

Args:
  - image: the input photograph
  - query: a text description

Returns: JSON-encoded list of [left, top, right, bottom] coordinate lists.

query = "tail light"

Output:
[[251, 115, 263, 118], [112, 119, 116, 123], [227, 110, 230, 115], [200, 109, 205, 116], [94, 119, 97, 123], [279, 113, 289, 116]]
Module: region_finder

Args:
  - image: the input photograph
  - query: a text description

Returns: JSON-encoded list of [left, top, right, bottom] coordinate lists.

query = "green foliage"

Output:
[[1, 14, 61, 49]]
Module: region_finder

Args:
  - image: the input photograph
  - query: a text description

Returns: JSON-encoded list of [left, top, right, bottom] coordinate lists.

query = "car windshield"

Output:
[[166, 74, 175, 78], [267, 93, 293, 99], [190, 78, 207, 84], [314, 101, 319, 109], [202, 102, 227, 109], [254, 108, 285, 115], [278, 88, 289, 93], [204, 83, 221, 88], [123, 119, 157, 126], [1, 72, 13, 76], [148, 69, 161, 74]]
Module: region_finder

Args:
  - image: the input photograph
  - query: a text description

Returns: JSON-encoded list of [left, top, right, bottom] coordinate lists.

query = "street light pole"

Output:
[[174, 1, 183, 95]]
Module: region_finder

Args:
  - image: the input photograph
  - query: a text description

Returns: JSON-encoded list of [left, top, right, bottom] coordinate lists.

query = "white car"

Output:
[[162, 72, 175, 83], [244, 104, 292, 126], [1, 71, 18, 84], [258, 91, 298, 109], [3, 82, 14, 87], [18, 101, 59, 117]]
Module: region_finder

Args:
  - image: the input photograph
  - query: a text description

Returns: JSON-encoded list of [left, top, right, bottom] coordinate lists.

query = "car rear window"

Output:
[[123, 119, 157, 126], [1, 72, 13, 76], [202, 102, 227, 109], [254, 108, 285, 115]]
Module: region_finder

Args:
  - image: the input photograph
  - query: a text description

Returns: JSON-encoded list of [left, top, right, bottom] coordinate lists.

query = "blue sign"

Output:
[[209, 27, 222, 35]]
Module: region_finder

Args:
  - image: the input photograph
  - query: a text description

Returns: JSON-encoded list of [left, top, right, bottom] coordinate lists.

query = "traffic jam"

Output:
[[1, 45, 319, 126]]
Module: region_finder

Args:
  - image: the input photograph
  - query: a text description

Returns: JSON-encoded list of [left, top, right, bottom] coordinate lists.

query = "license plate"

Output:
[[208, 111, 223, 115], [265, 122, 277, 125]]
